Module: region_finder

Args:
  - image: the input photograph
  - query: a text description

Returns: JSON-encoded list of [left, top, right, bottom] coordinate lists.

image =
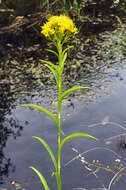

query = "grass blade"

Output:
[[17, 104, 58, 126], [33, 136, 58, 171], [45, 0, 49, 10], [30, 166, 50, 190]]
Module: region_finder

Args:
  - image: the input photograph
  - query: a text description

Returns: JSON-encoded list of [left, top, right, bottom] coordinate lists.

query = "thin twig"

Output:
[[105, 132, 126, 141], [51, 0, 61, 6], [64, 147, 126, 166], [88, 121, 126, 131], [72, 188, 87, 190], [78, 155, 106, 189], [108, 166, 126, 190]]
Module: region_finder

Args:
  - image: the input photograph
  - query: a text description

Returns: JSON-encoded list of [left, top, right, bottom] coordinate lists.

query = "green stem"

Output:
[[57, 39, 63, 146], [57, 39, 63, 190], [55, 172, 61, 190], [57, 41, 63, 69], [57, 74, 62, 189]]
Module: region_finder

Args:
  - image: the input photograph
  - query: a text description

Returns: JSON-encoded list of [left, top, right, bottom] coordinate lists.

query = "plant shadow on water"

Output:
[[1, 61, 126, 189], [0, 84, 25, 186]]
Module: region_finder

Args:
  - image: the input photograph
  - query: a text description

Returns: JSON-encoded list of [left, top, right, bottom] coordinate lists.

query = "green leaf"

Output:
[[58, 86, 91, 108], [40, 59, 58, 71], [33, 136, 58, 171], [45, 64, 59, 88], [59, 133, 97, 155], [17, 104, 58, 126], [62, 46, 73, 56], [46, 49, 58, 57], [30, 166, 50, 190], [62, 52, 67, 65], [60, 52, 67, 74]]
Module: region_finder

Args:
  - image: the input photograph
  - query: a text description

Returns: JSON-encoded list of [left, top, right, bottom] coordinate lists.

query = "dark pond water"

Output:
[[1, 61, 126, 190]]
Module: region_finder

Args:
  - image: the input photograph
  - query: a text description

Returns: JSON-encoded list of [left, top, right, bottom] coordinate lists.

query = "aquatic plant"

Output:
[[17, 15, 97, 190]]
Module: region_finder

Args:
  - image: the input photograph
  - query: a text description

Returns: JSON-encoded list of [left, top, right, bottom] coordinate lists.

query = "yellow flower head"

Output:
[[41, 15, 78, 40]]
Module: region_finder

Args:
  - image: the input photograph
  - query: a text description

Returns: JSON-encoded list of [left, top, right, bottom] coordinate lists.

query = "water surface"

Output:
[[0, 61, 126, 190]]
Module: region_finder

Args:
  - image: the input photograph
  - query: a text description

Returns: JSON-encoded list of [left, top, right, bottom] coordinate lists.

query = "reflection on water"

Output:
[[0, 84, 23, 184]]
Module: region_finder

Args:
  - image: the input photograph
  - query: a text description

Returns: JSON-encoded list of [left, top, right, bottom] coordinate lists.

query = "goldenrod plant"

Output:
[[17, 15, 97, 190]]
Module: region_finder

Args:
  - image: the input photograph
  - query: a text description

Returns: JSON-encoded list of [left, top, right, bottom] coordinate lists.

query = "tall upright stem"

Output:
[[57, 40, 63, 190], [57, 74, 62, 190], [57, 40, 63, 145]]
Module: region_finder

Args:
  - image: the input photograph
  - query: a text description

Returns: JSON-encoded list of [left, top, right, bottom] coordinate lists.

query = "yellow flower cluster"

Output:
[[41, 15, 78, 39]]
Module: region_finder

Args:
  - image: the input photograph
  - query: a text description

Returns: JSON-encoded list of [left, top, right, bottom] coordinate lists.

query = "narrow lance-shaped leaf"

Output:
[[60, 52, 67, 74], [62, 52, 67, 65], [33, 136, 58, 171], [45, 64, 59, 88], [58, 133, 97, 156], [30, 166, 50, 190], [48, 41, 59, 51], [40, 59, 58, 71], [46, 49, 58, 57], [62, 45, 73, 56], [73, 0, 78, 9], [58, 86, 91, 108], [17, 104, 58, 126]]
